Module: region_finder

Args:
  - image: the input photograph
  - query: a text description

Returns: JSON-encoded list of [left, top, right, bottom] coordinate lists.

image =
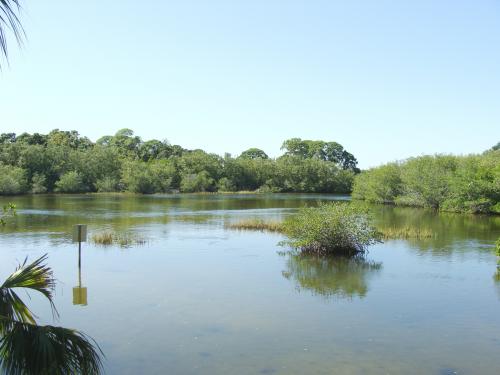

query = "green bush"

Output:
[[55, 171, 86, 193], [280, 202, 381, 256], [352, 163, 402, 203], [95, 176, 120, 192], [121, 160, 174, 194], [31, 173, 47, 193], [217, 177, 237, 192], [353, 152, 500, 214], [180, 171, 215, 193], [267, 156, 354, 193], [0, 164, 29, 195]]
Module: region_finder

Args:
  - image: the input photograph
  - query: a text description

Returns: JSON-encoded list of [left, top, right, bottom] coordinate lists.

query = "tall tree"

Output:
[[238, 148, 269, 160]]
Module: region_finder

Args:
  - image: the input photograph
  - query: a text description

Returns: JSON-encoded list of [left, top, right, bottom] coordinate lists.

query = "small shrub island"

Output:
[[228, 203, 443, 255], [280, 202, 381, 256]]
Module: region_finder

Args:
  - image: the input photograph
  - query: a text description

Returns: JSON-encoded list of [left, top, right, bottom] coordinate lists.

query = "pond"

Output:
[[1, 194, 499, 375]]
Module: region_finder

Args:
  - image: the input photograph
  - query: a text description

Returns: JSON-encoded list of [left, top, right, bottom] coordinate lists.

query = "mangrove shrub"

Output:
[[280, 202, 381, 256], [353, 152, 500, 214]]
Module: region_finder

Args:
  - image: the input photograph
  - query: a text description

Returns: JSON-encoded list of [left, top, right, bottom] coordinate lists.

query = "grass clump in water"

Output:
[[380, 226, 436, 240], [226, 219, 284, 233], [280, 202, 381, 256], [91, 231, 147, 247]]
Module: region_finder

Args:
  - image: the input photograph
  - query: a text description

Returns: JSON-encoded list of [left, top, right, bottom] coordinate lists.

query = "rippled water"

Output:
[[0, 194, 499, 374]]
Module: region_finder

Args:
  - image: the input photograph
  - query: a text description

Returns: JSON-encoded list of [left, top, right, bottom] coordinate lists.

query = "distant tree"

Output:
[[0, 133, 16, 144], [15, 132, 47, 146], [96, 135, 113, 146], [137, 139, 175, 161], [47, 129, 92, 150], [280, 138, 359, 172], [492, 142, 500, 151], [281, 138, 310, 159], [238, 148, 269, 160]]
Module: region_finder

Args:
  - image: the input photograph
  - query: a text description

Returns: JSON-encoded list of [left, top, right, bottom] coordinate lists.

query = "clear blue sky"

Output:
[[1, 0, 499, 168]]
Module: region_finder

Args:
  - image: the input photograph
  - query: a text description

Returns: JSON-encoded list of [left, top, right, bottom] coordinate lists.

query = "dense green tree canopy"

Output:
[[0, 130, 357, 195], [281, 138, 359, 172], [352, 152, 500, 214], [238, 148, 269, 160]]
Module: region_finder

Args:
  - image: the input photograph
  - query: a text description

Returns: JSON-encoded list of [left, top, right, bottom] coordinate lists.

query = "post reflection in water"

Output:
[[282, 253, 382, 299], [73, 230, 88, 306]]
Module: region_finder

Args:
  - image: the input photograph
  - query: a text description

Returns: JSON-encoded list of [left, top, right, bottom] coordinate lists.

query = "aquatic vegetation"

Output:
[[496, 238, 500, 256], [0, 255, 103, 374], [280, 202, 381, 256], [225, 219, 284, 233], [0, 203, 15, 226], [91, 231, 146, 247], [380, 226, 436, 239]]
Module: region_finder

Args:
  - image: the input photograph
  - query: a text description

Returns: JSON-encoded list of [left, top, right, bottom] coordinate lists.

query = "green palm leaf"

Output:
[[0, 320, 104, 375], [0, 289, 36, 332], [1, 254, 58, 321], [0, 0, 24, 62], [0, 255, 104, 374]]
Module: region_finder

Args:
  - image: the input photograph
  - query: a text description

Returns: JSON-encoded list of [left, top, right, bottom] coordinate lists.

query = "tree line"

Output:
[[352, 148, 500, 214], [0, 130, 359, 195]]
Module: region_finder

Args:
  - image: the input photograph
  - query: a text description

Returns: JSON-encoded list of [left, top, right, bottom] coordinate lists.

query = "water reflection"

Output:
[[282, 254, 382, 299], [1, 195, 498, 257], [373, 205, 500, 254], [494, 261, 500, 299], [73, 241, 88, 306]]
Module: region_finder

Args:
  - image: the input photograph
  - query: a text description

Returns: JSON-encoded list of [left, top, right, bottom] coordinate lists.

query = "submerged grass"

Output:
[[226, 219, 284, 233], [380, 226, 436, 239], [91, 231, 147, 247]]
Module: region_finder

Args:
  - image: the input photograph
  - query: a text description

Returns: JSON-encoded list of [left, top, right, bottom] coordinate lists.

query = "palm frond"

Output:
[[0, 288, 36, 332], [1, 254, 58, 318], [0, 0, 25, 62], [0, 320, 104, 375]]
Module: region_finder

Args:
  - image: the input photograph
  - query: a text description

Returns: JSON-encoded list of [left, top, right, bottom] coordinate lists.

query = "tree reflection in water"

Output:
[[282, 253, 382, 299]]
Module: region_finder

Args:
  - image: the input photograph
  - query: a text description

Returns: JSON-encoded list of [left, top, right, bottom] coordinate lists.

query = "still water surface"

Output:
[[0, 194, 499, 375]]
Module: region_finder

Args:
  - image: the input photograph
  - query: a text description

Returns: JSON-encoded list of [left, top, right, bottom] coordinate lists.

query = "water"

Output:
[[1, 194, 499, 375]]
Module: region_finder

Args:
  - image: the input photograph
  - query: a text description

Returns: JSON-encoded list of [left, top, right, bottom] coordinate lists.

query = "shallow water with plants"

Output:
[[0, 194, 499, 375]]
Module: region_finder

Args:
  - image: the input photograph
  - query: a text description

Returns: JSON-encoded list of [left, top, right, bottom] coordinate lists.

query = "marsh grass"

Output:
[[380, 226, 436, 239], [91, 231, 147, 247], [225, 207, 439, 255], [226, 219, 284, 233]]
